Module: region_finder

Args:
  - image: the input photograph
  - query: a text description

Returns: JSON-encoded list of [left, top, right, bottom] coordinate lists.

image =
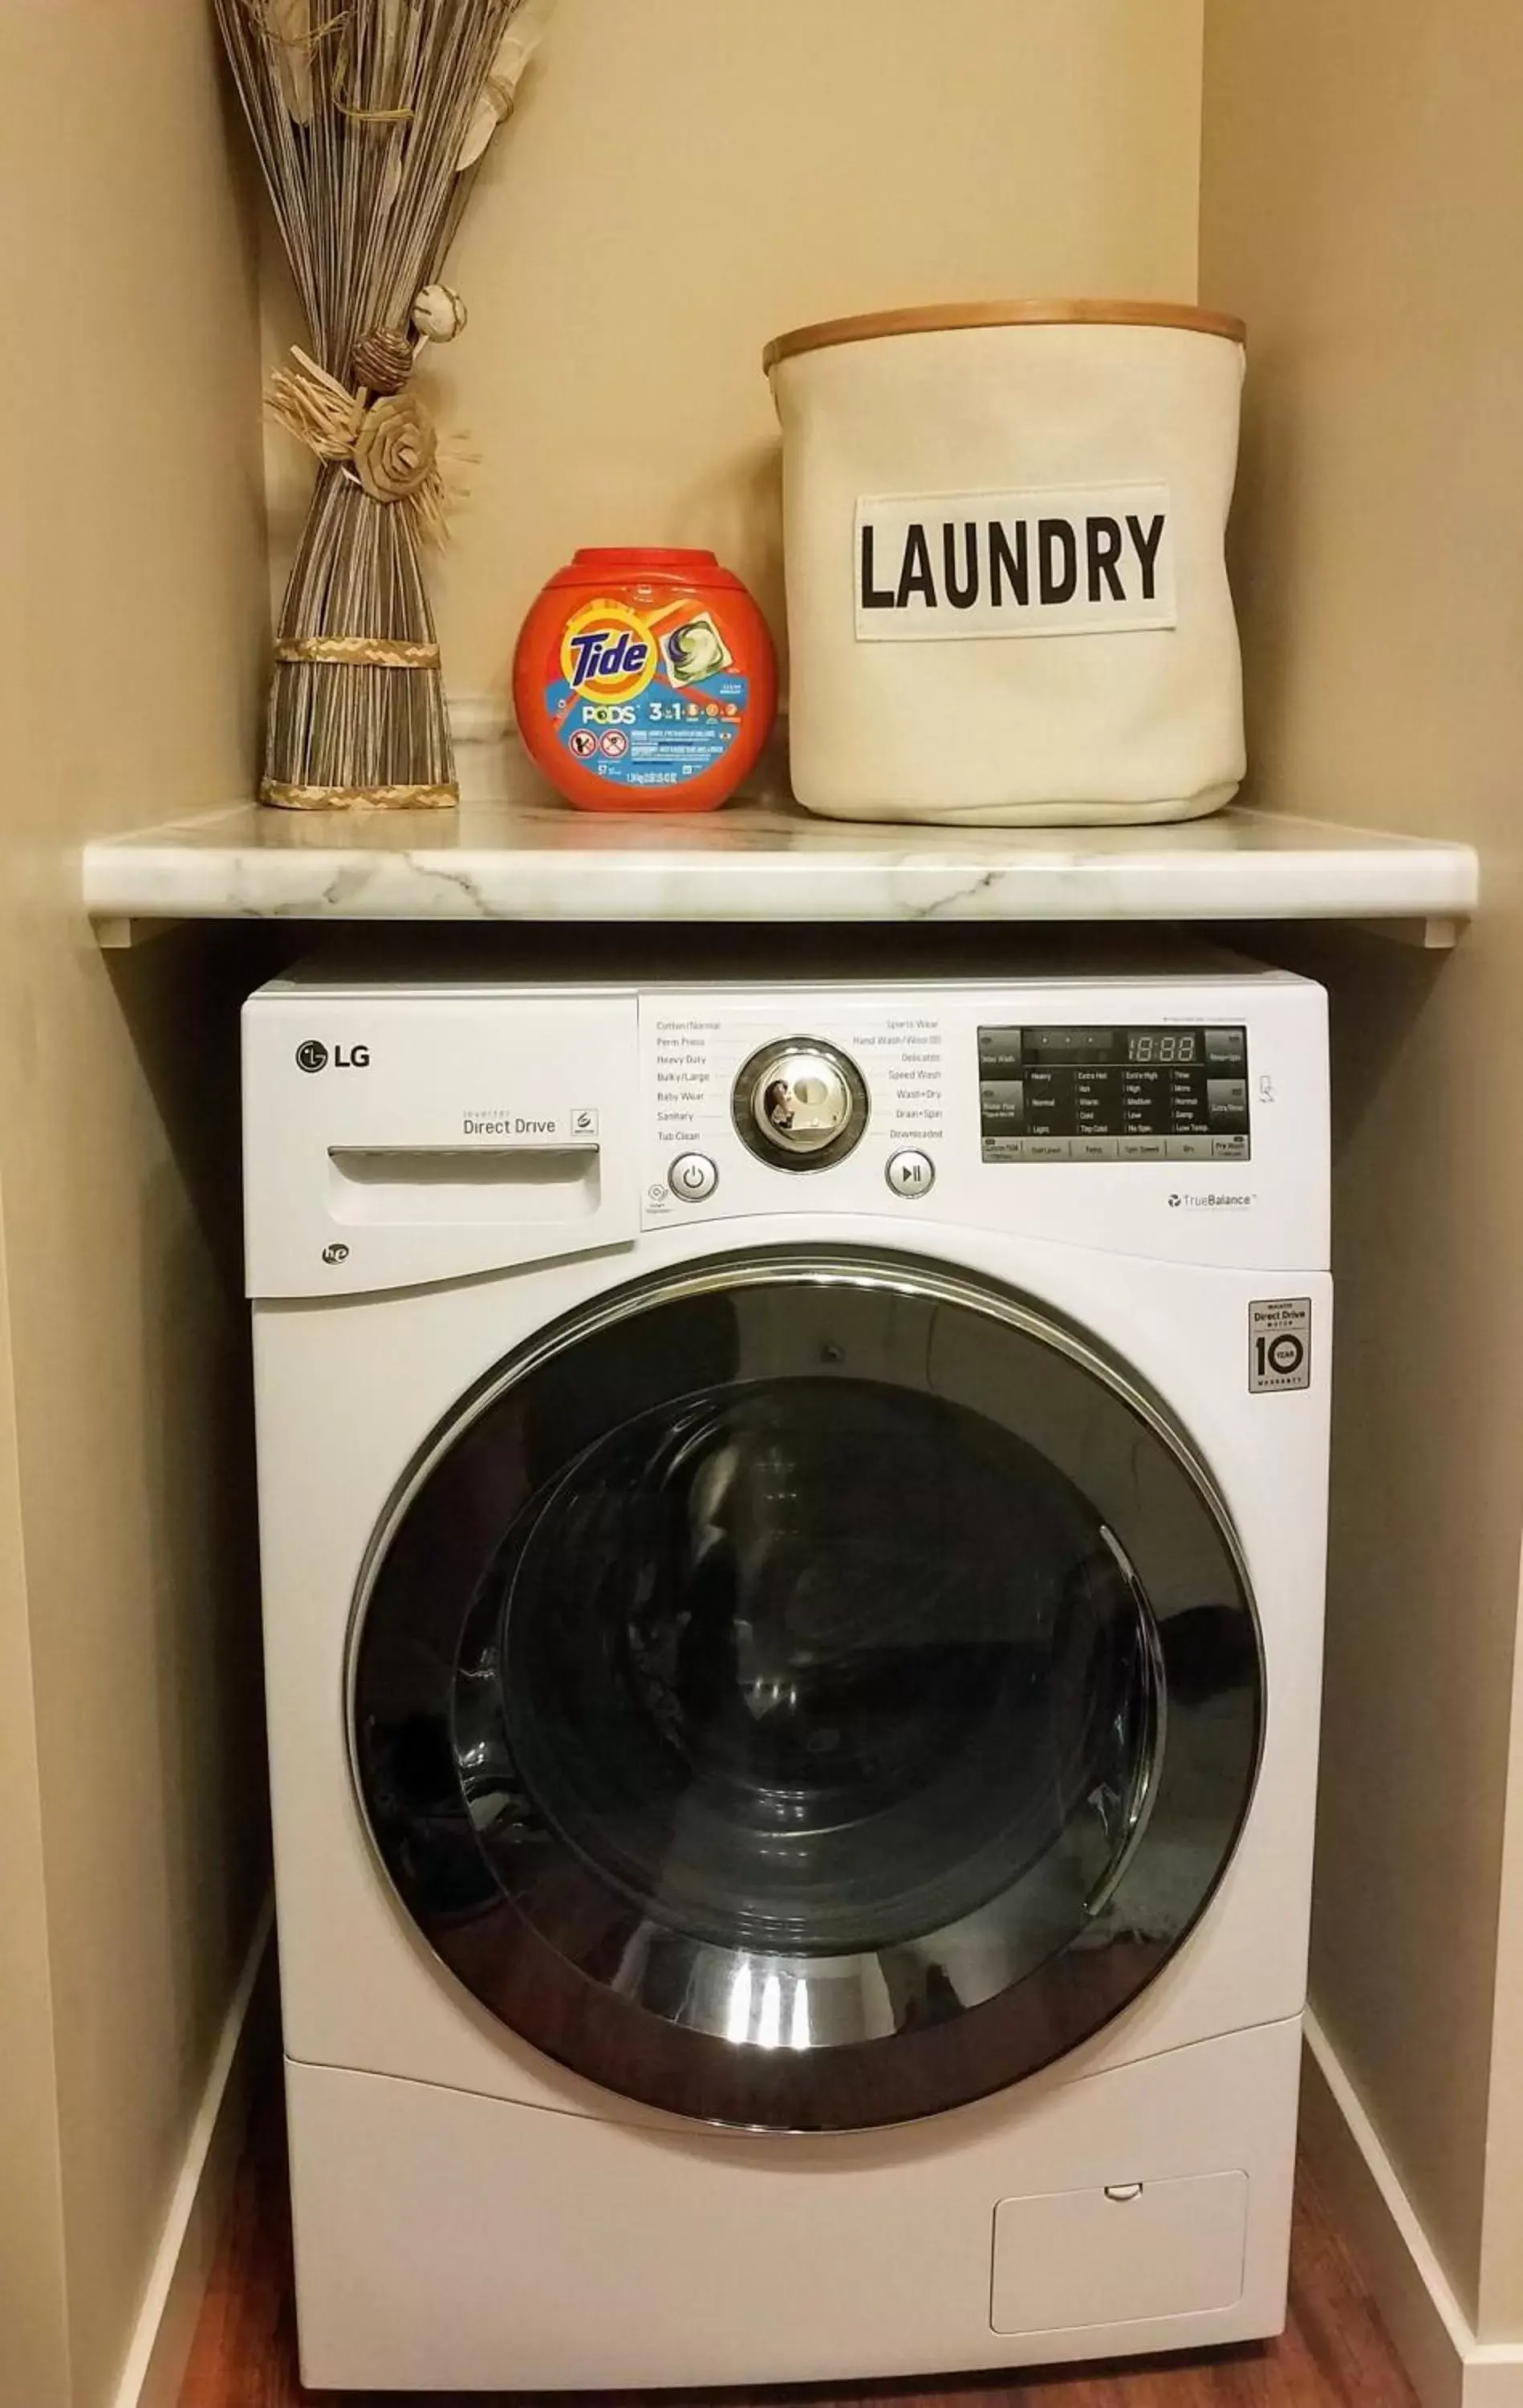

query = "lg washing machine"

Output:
[[242, 944, 1330, 2393]]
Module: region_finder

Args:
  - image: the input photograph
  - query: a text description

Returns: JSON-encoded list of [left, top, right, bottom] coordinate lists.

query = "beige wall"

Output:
[[0, 6, 272, 2406], [1200, 0, 1523, 2333], [266, 0, 1206, 695], [0, 1224, 71, 2408]]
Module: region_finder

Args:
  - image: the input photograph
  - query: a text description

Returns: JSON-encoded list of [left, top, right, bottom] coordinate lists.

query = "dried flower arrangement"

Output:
[[215, 0, 547, 809]]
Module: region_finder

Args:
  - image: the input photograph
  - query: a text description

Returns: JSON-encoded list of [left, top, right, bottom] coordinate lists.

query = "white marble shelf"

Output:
[[83, 791, 1478, 949]]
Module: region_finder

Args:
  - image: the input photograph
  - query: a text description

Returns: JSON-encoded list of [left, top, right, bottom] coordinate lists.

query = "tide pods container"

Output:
[[765, 300, 1247, 826]]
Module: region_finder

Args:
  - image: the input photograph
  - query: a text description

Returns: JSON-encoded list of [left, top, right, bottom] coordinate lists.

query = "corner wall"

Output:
[[0, 6, 273, 2405], [0, 1218, 70, 2408], [1200, 0, 1523, 2345]]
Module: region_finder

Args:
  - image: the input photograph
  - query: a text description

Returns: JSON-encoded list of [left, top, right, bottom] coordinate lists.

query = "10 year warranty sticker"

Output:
[[1249, 1298, 1312, 1393]]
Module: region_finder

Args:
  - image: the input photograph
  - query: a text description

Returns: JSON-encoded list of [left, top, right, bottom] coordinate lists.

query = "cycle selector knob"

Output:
[[734, 1039, 868, 1169]]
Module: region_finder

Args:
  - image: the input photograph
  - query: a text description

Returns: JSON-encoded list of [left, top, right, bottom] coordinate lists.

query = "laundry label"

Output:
[[854, 482, 1177, 641], [542, 598, 753, 791]]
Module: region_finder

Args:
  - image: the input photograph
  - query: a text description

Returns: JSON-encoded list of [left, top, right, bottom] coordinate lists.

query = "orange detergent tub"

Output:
[[512, 547, 778, 811]]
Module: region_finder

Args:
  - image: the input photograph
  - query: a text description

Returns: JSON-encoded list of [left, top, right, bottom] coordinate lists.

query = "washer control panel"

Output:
[[637, 975, 1326, 1270], [242, 962, 1328, 1292], [977, 1023, 1251, 1164], [650, 1003, 944, 1190]]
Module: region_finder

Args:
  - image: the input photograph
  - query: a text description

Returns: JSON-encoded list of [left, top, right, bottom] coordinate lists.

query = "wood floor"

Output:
[[180, 2088, 1417, 2408]]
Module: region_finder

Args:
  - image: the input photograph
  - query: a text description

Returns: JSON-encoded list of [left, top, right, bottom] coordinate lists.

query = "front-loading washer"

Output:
[[242, 943, 1330, 2393]]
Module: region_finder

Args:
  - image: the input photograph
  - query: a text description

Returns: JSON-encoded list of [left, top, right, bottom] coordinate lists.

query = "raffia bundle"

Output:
[[216, 0, 542, 809]]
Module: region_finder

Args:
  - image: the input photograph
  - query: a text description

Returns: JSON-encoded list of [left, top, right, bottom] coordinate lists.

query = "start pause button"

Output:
[[885, 1149, 936, 1198]]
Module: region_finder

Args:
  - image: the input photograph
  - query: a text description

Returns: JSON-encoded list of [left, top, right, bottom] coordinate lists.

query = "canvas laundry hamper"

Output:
[[765, 301, 1247, 826]]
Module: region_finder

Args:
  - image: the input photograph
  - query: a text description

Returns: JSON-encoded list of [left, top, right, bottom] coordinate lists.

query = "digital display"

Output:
[[1127, 1030, 1196, 1063], [977, 1024, 1250, 1163]]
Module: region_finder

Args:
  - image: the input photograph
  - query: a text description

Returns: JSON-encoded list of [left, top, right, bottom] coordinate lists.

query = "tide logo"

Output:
[[561, 602, 659, 703]]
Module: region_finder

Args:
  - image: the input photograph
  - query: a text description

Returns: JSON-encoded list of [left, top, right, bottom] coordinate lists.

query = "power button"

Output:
[[668, 1153, 718, 1202]]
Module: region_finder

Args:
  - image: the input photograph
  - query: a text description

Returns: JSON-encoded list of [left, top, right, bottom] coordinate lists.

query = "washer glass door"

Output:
[[353, 1250, 1261, 2130]]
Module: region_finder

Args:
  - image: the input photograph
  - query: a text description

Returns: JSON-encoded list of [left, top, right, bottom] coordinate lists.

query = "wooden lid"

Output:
[[763, 298, 1246, 372]]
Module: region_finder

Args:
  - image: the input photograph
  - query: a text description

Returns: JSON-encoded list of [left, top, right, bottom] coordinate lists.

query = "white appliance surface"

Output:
[[245, 943, 1330, 2393]]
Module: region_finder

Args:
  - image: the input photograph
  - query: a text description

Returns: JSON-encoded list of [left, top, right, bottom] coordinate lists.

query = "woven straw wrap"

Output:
[[216, 0, 526, 808]]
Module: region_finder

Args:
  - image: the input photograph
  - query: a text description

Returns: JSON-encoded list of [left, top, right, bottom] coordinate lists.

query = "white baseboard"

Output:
[[109, 1898, 274, 2408], [1303, 2010, 1523, 2407]]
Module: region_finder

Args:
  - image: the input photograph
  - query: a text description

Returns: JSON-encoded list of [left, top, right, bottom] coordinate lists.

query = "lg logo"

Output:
[[295, 1039, 370, 1072]]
